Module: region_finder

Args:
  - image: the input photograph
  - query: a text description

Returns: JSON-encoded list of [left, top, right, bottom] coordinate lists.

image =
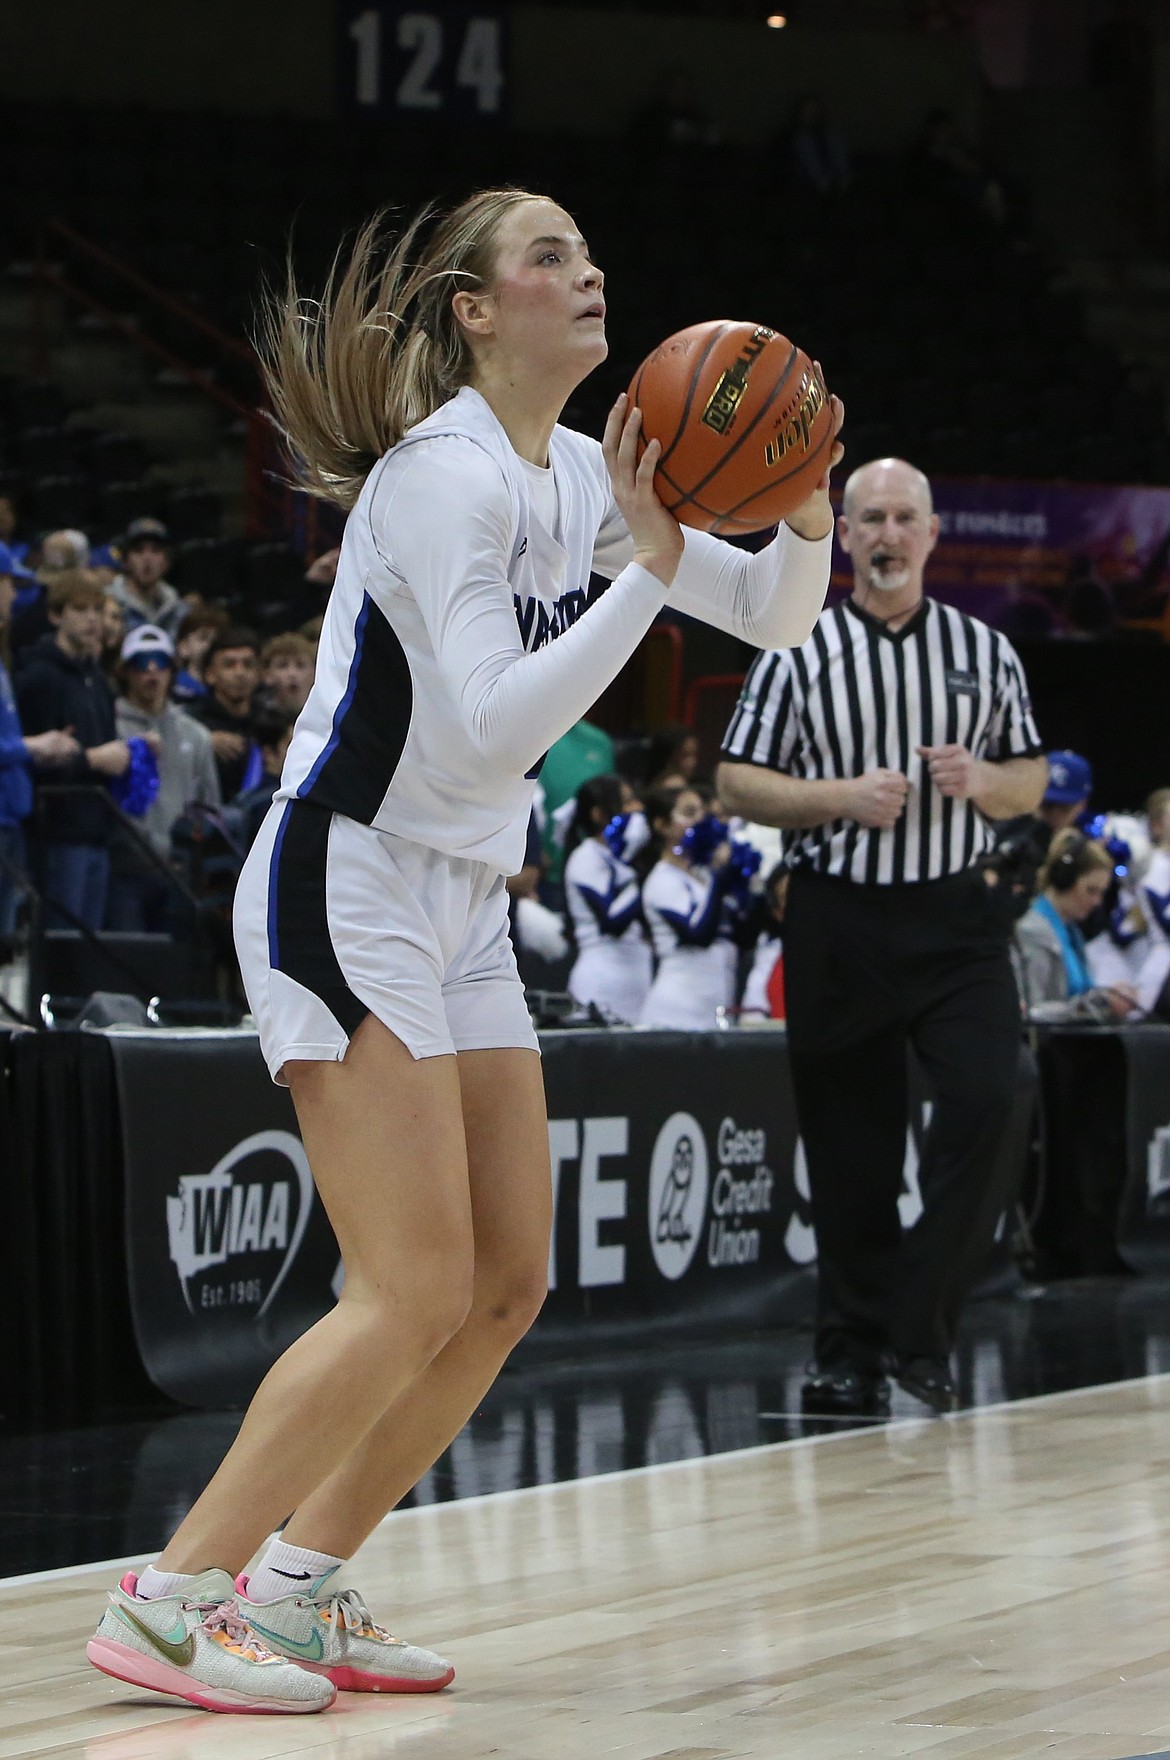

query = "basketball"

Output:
[[628, 320, 834, 536]]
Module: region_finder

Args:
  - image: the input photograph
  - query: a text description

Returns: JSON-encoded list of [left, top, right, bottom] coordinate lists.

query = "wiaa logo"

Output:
[[166, 1130, 313, 1317], [648, 1111, 709, 1280]]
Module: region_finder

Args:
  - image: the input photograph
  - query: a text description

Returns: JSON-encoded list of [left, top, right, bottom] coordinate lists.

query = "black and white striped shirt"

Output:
[[721, 597, 1043, 886]]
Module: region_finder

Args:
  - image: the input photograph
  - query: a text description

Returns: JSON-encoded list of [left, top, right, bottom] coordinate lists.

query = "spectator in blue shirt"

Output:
[[0, 545, 81, 939]]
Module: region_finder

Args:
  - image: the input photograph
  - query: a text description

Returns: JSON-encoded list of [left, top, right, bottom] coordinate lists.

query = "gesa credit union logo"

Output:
[[648, 1111, 710, 1280]]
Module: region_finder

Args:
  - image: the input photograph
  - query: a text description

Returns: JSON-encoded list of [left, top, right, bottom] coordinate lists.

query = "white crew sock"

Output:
[[135, 1565, 197, 1601], [245, 1540, 347, 1605]]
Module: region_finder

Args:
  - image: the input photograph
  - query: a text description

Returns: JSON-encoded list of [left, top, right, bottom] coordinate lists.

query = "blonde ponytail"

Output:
[[257, 189, 548, 510]]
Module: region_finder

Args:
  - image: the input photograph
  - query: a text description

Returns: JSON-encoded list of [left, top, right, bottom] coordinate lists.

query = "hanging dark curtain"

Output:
[[0, 1030, 159, 1427]]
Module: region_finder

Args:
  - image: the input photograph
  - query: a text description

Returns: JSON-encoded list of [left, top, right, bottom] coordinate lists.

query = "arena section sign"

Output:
[[110, 1028, 1032, 1407], [339, 2, 507, 120]]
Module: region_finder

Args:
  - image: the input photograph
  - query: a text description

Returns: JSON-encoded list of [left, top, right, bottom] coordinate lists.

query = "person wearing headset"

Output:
[[1015, 829, 1140, 1021]]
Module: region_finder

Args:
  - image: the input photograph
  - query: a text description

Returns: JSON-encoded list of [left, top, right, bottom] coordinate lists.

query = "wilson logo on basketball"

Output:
[[763, 366, 827, 469], [165, 1129, 314, 1318], [699, 326, 776, 436]]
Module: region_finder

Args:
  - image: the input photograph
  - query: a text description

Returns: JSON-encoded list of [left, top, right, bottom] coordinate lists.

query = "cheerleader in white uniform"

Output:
[[86, 187, 841, 1717], [639, 786, 757, 1029], [1136, 788, 1170, 1014], [564, 774, 652, 1022]]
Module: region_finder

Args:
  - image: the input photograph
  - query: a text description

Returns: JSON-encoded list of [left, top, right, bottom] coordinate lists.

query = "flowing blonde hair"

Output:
[[257, 188, 549, 510]]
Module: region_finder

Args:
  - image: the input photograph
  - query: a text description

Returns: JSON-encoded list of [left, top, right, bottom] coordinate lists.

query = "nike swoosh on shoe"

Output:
[[244, 1619, 325, 1662], [115, 1604, 196, 1667]]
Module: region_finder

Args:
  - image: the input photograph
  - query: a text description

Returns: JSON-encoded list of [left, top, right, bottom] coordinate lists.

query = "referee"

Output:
[[718, 457, 1046, 1415]]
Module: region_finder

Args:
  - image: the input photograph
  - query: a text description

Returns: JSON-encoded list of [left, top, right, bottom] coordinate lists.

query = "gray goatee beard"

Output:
[[868, 555, 912, 594]]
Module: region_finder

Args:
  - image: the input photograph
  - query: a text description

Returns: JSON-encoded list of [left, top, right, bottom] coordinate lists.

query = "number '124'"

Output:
[[346, 5, 505, 116]]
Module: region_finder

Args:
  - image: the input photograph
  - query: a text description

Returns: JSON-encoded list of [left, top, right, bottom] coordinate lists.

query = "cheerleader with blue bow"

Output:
[[563, 773, 652, 1023], [638, 784, 761, 1030]]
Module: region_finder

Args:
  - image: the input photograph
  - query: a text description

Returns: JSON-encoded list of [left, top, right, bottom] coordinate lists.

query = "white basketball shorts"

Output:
[[235, 799, 539, 1085]]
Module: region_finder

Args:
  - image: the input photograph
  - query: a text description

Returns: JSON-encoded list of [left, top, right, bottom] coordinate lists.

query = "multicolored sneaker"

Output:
[[236, 1571, 455, 1693], [87, 1569, 336, 1714]]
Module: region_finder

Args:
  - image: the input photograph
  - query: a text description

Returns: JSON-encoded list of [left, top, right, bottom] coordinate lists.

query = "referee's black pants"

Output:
[[784, 867, 1022, 1373]]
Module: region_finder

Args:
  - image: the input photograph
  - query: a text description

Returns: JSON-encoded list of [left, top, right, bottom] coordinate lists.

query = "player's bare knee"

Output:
[[412, 1262, 475, 1360], [341, 1259, 472, 1365], [474, 1259, 548, 1345]]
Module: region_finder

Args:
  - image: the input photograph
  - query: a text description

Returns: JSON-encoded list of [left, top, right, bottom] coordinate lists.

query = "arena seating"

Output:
[[3, 97, 1169, 519]]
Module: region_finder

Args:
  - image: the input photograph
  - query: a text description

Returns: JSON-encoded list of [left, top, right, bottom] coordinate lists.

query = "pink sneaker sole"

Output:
[[86, 1637, 336, 1714], [302, 1658, 455, 1694]]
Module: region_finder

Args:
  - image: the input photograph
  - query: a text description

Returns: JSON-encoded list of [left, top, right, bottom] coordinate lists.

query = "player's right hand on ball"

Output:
[[847, 768, 909, 829], [604, 393, 684, 589]]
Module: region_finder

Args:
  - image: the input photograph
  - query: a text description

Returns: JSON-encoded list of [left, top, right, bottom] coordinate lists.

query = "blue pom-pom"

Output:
[[676, 814, 730, 867], [602, 812, 628, 857], [110, 737, 161, 818]]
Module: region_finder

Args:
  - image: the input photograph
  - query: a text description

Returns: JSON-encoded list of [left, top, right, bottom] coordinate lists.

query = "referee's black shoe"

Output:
[[895, 1357, 958, 1414], [800, 1364, 890, 1417]]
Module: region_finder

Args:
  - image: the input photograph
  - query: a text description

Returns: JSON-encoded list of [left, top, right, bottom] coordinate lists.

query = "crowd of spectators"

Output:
[[2, 74, 1168, 1020], [0, 514, 316, 992], [2, 491, 1167, 1039]]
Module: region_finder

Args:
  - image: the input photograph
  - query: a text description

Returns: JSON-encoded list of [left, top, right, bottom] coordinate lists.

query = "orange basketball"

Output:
[[628, 320, 834, 536]]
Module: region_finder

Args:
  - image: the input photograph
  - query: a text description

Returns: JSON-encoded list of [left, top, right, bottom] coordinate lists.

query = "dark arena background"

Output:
[[4, 2, 1170, 1755]]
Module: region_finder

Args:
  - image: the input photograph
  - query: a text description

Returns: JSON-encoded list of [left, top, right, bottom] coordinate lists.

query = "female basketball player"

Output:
[[87, 188, 843, 1714]]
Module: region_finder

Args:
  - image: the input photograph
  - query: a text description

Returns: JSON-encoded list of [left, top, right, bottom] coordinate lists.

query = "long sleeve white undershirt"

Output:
[[595, 515, 832, 654], [375, 437, 831, 780]]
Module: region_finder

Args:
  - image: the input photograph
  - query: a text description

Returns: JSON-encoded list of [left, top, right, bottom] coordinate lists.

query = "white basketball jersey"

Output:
[[279, 386, 831, 875]]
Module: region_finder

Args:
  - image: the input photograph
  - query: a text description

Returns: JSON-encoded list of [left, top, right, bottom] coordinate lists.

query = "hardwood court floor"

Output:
[[4, 1377, 1170, 1760]]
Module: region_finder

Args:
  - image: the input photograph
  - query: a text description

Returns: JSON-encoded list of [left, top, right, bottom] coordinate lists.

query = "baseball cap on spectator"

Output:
[[122, 517, 170, 550], [1044, 750, 1092, 805], [0, 541, 37, 581], [121, 623, 175, 667]]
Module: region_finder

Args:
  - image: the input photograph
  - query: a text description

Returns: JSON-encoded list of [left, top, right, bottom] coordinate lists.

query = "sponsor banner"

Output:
[[1115, 1027, 1170, 1274], [111, 1028, 1032, 1406], [827, 478, 1170, 627], [538, 1031, 809, 1338], [109, 1035, 342, 1408]]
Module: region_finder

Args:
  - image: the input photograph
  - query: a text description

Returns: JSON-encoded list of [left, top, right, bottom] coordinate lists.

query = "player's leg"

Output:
[[88, 1016, 473, 1713], [234, 1047, 550, 1694], [156, 1016, 474, 1573], [272, 1046, 549, 1554], [235, 879, 548, 1695]]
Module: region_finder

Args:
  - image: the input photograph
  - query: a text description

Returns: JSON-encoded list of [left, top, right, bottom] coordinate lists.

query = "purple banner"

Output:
[[828, 479, 1170, 633]]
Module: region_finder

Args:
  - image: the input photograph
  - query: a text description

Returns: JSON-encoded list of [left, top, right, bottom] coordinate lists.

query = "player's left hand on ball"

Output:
[[815, 369, 846, 489], [786, 368, 844, 540], [918, 742, 978, 799]]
